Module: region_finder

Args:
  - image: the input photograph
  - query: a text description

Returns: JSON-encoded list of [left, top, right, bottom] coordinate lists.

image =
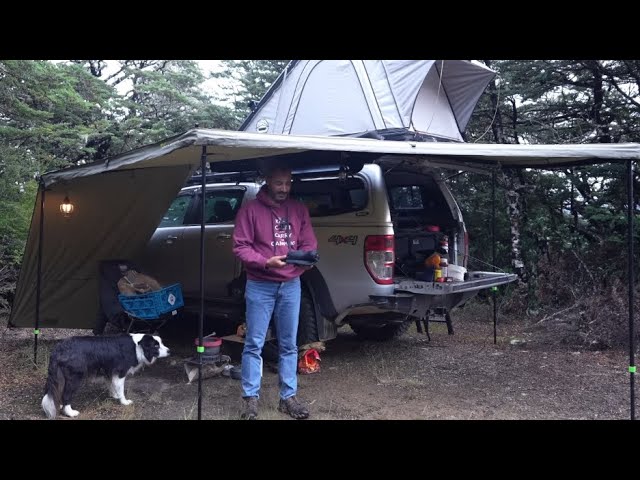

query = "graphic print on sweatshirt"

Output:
[[272, 215, 295, 250]]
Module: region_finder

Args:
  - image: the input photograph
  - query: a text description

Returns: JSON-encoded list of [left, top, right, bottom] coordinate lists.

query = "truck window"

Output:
[[292, 177, 367, 217], [158, 194, 192, 227], [201, 189, 245, 224]]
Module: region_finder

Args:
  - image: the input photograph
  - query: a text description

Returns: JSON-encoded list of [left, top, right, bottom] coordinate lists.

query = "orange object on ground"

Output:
[[298, 348, 321, 374]]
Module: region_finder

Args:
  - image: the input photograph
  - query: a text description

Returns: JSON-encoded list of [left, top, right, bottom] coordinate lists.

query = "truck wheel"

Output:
[[297, 287, 318, 346], [350, 314, 411, 341]]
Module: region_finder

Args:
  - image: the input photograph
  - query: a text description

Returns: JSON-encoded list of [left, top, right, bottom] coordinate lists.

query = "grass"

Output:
[[182, 398, 198, 420], [6, 338, 47, 371]]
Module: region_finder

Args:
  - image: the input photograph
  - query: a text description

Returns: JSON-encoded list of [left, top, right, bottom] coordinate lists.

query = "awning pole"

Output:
[[492, 171, 497, 344], [627, 160, 636, 420], [34, 179, 45, 366], [197, 147, 207, 420]]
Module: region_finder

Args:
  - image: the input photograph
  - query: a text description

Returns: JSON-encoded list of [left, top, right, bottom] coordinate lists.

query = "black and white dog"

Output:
[[41, 333, 170, 419]]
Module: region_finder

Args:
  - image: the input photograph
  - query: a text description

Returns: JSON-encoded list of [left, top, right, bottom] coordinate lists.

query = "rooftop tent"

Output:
[[9, 128, 640, 330], [239, 60, 497, 142]]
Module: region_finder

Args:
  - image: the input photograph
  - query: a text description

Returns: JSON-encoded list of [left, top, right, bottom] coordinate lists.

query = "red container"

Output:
[[194, 336, 222, 362], [194, 337, 222, 348]]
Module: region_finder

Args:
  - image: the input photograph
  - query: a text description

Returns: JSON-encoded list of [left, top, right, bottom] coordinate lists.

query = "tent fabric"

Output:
[[11, 165, 192, 329], [9, 127, 640, 330], [239, 60, 497, 141], [41, 128, 640, 184]]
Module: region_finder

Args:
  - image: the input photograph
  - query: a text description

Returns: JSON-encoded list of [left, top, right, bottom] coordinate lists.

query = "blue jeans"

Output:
[[241, 277, 301, 400]]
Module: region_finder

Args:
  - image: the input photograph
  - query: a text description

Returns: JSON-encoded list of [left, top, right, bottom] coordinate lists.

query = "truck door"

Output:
[[180, 187, 246, 299], [138, 191, 195, 286]]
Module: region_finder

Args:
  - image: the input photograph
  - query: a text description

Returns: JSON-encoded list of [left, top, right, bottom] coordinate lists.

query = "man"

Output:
[[232, 164, 318, 420]]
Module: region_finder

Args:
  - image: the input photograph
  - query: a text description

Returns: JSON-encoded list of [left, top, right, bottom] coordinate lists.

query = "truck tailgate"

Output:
[[368, 271, 517, 318], [393, 271, 518, 295]]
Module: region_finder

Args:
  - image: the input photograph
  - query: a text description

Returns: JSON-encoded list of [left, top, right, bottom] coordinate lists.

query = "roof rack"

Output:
[[186, 163, 364, 187], [185, 171, 261, 186]]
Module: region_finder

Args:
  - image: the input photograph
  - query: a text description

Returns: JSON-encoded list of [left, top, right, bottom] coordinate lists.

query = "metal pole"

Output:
[[34, 180, 45, 365], [492, 171, 497, 344], [627, 160, 635, 420], [197, 147, 207, 420]]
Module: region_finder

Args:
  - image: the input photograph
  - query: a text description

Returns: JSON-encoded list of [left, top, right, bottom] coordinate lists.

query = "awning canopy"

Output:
[[44, 128, 640, 185], [10, 128, 640, 329]]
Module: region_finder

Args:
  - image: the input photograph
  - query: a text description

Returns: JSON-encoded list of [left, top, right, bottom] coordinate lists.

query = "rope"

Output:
[[467, 253, 507, 273], [473, 75, 502, 143], [425, 60, 445, 133]]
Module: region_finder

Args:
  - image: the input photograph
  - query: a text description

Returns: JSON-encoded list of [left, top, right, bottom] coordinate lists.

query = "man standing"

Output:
[[232, 164, 317, 420]]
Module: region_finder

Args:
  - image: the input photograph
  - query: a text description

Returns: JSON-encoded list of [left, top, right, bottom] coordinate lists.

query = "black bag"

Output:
[[285, 250, 319, 266]]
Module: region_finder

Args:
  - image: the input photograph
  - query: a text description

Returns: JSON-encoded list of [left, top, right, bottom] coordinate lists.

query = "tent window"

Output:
[[158, 194, 192, 228]]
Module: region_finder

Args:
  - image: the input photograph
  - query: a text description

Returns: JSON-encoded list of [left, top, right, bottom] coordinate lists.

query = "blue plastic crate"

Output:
[[118, 283, 184, 320]]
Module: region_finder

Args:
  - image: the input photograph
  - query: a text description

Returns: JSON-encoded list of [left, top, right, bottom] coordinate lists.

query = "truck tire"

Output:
[[297, 287, 318, 346], [350, 314, 412, 341]]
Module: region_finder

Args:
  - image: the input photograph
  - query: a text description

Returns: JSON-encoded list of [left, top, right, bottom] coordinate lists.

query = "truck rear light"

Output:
[[364, 235, 394, 284]]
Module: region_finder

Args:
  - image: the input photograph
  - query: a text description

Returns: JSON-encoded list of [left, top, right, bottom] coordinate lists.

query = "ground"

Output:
[[0, 303, 634, 420]]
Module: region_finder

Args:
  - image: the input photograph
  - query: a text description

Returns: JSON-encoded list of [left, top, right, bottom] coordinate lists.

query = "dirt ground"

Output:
[[0, 303, 635, 421]]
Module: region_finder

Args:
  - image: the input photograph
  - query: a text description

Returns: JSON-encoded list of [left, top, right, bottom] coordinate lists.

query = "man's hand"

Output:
[[266, 255, 287, 269]]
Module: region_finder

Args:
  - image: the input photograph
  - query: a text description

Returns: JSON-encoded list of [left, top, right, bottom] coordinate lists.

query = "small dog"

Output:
[[41, 333, 170, 419]]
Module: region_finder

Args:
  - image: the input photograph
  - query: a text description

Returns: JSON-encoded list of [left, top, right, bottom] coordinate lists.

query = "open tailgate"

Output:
[[393, 271, 517, 295], [369, 271, 518, 318]]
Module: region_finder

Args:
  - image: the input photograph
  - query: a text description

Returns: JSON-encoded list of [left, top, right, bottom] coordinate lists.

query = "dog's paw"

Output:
[[120, 398, 133, 406], [62, 405, 80, 417]]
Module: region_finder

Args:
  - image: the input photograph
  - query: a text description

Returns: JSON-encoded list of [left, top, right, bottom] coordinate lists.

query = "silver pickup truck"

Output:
[[136, 159, 516, 344]]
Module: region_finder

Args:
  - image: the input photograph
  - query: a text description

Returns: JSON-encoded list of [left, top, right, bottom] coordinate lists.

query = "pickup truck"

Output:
[[137, 159, 516, 344]]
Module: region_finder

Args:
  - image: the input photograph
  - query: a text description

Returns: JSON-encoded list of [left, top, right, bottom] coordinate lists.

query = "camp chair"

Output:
[[95, 259, 183, 335]]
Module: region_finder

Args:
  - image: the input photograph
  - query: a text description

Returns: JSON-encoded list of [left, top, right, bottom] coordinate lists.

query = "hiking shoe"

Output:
[[278, 396, 309, 419], [241, 396, 258, 420]]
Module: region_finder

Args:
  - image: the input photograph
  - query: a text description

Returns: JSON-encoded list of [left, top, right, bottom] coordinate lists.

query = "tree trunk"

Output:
[[583, 60, 612, 143], [499, 169, 527, 284], [483, 60, 506, 144]]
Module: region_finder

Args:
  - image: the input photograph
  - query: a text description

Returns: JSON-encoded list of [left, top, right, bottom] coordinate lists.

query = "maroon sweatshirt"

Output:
[[232, 186, 318, 282]]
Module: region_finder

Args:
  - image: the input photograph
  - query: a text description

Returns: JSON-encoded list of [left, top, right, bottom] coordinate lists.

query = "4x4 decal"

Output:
[[328, 235, 358, 246]]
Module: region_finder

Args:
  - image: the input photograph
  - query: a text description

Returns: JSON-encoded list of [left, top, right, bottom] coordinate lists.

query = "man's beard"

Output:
[[271, 191, 288, 203]]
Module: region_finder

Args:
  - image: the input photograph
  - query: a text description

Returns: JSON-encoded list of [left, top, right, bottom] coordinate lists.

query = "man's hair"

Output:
[[263, 161, 292, 179]]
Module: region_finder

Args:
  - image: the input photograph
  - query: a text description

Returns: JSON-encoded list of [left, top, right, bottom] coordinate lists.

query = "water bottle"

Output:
[[440, 257, 448, 281]]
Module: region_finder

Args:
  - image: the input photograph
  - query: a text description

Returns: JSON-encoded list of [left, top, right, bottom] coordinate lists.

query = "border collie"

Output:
[[41, 333, 170, 419]]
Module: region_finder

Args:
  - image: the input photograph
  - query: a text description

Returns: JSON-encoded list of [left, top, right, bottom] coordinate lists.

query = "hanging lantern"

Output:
[[60, 195, 74, 217]]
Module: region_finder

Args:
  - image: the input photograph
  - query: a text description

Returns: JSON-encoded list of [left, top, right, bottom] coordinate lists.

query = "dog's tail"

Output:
[[41, 356, 65, 419]]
